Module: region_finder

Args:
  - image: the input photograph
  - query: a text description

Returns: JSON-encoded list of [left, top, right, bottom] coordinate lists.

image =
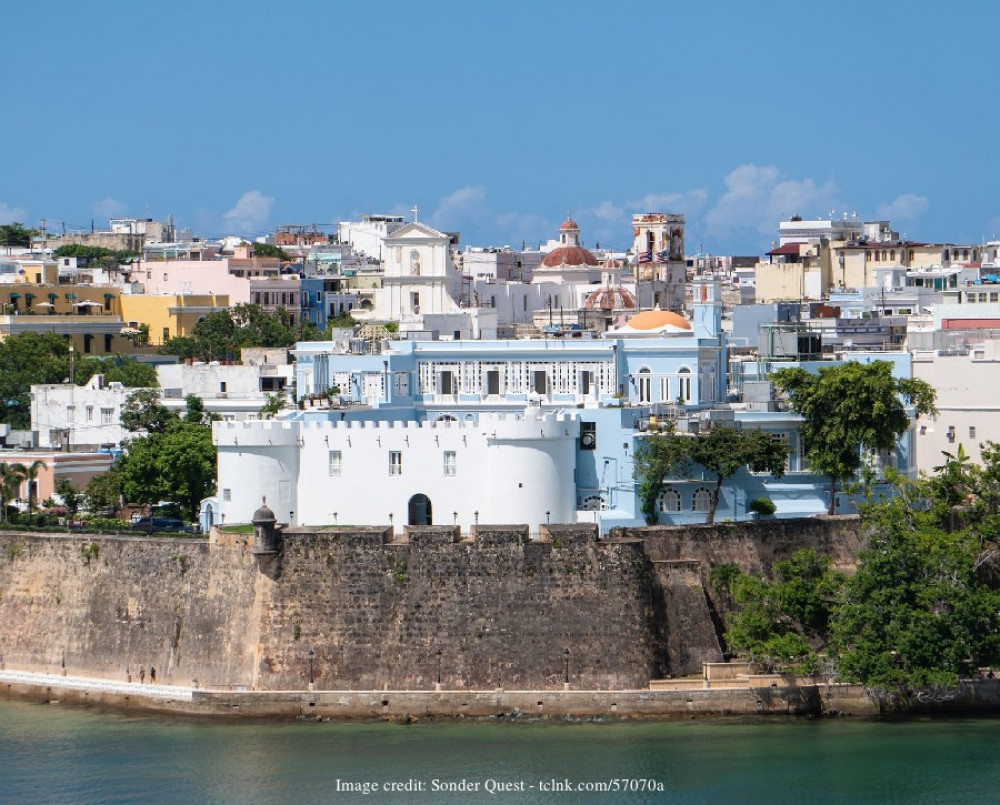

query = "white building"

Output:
[[912, 341, 1000, 473], [31, 375, 131, 451], [337, 214, 406, 261]]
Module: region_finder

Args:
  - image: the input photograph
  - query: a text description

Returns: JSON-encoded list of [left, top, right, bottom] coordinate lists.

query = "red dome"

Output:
[[541, 245, 599, 267], [560, 218, 580, 231], [583, 286, 637, 311]]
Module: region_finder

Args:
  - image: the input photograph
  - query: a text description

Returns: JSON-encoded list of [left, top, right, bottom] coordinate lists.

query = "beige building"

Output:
[[912, 342, 1000, 474], [119, 294, 229, 346]]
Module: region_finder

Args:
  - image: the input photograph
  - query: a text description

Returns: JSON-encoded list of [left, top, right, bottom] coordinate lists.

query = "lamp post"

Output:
[[436, 649, 442, 690], [474, 511, 479, 526], [546, 510, 551, 524], [563, 648, 570, 689], [307, 649, 315, 690]]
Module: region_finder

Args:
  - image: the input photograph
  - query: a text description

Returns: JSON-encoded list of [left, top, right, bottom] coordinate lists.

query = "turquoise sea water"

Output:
[[3, 699, 1000, 804]]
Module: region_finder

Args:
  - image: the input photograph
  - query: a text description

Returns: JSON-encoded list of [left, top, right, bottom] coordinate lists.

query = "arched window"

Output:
[[409, 249, 421, 275], [637, 367, 652, 403], [408, 493, 432, 525], [580, 494, 606, 511], [678, 368, 692, 403], [692, 487, 711, 512], [658, 488, 681, 512]]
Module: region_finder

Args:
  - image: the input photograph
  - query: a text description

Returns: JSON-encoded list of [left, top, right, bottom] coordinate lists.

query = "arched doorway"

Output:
[[408, 493, 432, 526]]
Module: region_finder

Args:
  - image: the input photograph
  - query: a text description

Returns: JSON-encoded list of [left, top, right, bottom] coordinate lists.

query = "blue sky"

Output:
[[3, 0, 998, 255]]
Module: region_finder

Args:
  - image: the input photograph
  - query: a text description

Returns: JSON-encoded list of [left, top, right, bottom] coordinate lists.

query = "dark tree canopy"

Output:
[[633, 425, 788, 524], [0, 223, 38, 248], [251, 242, 292, 261], [0, 332, 73, 427], [158, 303, 316, 362], [771, 361, 937, 514]]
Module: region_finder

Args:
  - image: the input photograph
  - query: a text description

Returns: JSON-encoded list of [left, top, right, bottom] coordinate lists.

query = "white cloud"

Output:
[[626, 189, 709, 214], [583, 200, 625, 222], [704, 163, 841, 239], [428, 185, 489, 229], [876, 193, 928, 222], [0, 201, 27, 225], [223, 190, 275, 233], [92, 196, 127, 220]]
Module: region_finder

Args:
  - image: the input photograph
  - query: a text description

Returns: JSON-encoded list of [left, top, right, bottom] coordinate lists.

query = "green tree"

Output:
[[76, 356, 158, 388], [12, 459, 46, 515], [721, 548, 844, 673], [51, 244, 137, 267], [158, 336, 200, 360], [633, 427, 692, 524], [85, 467, 123, 516], [182, 394, 216, 425], [55, 477, 81, 519], [0, 332, 73, 427], [771, 361, 937, 515], [259, 393, 288, 420], [0, 462, 26, 521], [120, 389, 175, 434], [251, 242, 292, 260], [831, 491, 1000, 690], [687, 426, 789, 524], [0, 223, 38, 249], [119, 421, 216, 520], [158, 303, 299, 362]]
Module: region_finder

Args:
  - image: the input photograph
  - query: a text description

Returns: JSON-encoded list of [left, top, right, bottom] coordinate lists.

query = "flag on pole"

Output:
[[638, 250, 652, 264], [656, 249, 670, 262]]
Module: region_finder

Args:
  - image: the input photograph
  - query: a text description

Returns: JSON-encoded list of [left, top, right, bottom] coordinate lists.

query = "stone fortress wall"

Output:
[[0, 518, 861, 692]]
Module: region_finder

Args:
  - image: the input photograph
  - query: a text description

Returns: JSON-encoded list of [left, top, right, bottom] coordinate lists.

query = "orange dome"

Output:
[[583, 286, 637, 311], [559, 218, 580, 231], [541, 245, 599, 267], [625, 310, 691, 331]]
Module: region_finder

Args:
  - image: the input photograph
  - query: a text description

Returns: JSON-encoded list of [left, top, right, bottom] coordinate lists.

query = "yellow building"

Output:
[[119, 294, 229, 345]]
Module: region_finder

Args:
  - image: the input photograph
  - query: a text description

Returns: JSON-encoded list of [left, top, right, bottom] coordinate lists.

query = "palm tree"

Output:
[[0, 462, 26, 522], [12, 460, 46, 516]]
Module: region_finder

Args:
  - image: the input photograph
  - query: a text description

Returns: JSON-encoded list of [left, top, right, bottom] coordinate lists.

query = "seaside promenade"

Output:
[[1, 667, 879, 720]]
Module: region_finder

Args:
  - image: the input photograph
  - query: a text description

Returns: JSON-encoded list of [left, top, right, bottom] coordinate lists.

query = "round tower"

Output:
[[252, 497, 279, 555]]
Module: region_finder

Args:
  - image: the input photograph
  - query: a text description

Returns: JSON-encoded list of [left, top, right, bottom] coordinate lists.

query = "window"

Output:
[[86, 406, 94, 422], [637, 368, 652, 403], [533, 370, 547, 395], [678, 368, 692, 402], [440, 370, 454, 395], [970, 426, 977, 439], [443, 451, 456, 476], [223, 488, 231, 501], [101, 408, 114, 425], [692, 487, 712, 512], [389, 451, 402, 475], [162, 327, 169, 343], [660, 376, 670, 402], [947, 426, 956, 444], [220, 382, 227, 393], [328, 450, 342, 476], [658, 488, 681, 512]]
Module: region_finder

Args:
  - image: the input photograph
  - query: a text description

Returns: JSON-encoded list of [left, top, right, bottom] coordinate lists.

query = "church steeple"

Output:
[[559, 216, 580, 247]]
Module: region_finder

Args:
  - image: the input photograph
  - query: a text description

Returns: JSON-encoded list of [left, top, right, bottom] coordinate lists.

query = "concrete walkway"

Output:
[[0, 670, 194, 701]]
